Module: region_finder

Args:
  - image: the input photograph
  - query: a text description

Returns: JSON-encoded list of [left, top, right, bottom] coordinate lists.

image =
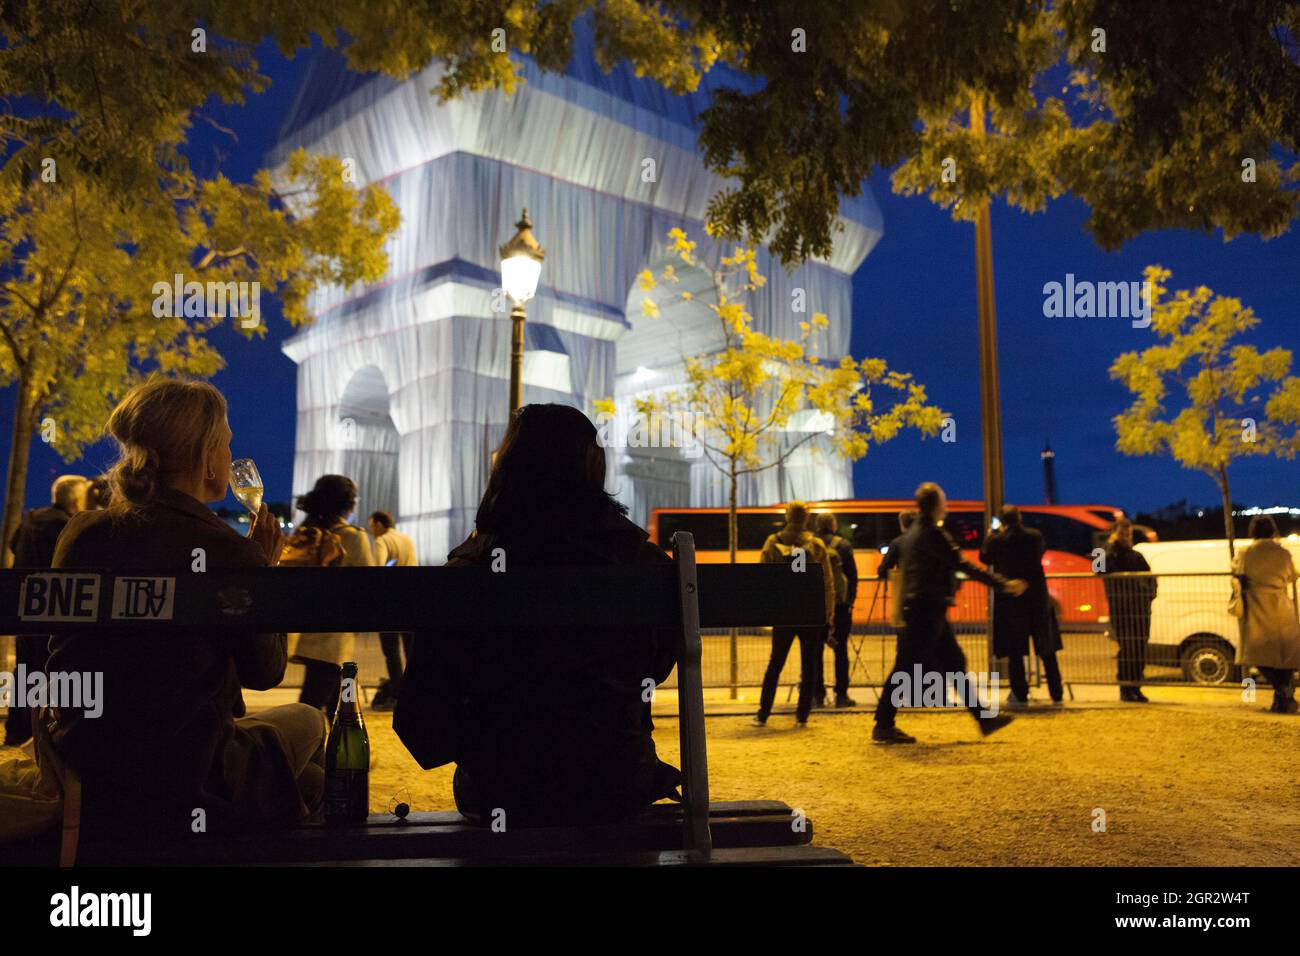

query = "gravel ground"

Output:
[[361, 697, 1300, 866]]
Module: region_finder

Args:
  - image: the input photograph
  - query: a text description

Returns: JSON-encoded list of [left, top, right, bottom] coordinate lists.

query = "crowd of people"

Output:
[[2, 376, 1298, 839]]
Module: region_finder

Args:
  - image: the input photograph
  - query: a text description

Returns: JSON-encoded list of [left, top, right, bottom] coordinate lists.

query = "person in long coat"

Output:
[[394, 404, 681, 827], [981, 506, 1064, 704], [1234, 516, 1300, 713], [1101, 518, 1157, 702], [45, 377, 326, 844], [287, 475, 375, 720]]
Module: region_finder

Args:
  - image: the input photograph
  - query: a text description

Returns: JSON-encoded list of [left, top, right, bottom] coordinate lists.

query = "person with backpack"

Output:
[[814, 512, 858, 708], [754, 502, 836, 727], [282, 475, 374, 719]]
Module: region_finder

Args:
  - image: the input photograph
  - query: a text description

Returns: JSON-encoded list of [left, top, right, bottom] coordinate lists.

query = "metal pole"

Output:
[[508, 302, 526, 415], [971, 97, 1005, 529], [971, 96, 1005, 671]]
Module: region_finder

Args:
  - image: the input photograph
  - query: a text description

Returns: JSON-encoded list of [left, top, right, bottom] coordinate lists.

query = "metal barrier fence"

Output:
[[676, 571, 1299, 694], [4, 572, 1294, 697]]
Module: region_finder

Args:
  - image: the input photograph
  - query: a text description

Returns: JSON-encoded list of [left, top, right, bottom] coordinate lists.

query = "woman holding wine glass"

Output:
[[46, 376, 329, 842]]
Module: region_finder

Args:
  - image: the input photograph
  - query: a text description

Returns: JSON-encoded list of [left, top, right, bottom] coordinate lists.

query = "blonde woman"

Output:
[[46, 377, 327, 842], [1235, 516, 1300, 713], [286, 475, 374, 718]]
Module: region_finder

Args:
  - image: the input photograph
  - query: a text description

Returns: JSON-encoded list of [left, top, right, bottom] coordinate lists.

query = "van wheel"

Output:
[[1180, 638, 1237, 685]]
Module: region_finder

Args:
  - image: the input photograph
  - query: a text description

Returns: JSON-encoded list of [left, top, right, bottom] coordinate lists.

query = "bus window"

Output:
[[655, 512, 730, 550], [740, 513, 786, 550], [655, 511, 785, 551], [941, 512, 985, 550], [1020, 512, 1096, 557], [834, 512, 899, 551]]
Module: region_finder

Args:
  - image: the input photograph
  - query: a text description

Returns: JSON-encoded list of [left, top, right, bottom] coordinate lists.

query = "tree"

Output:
[[10, 2, 1296, 265], [0, 151, 400, 563], [605, 228, 945, 688], [1110, 266, 1300, 558], [629, 228, 945, 560]]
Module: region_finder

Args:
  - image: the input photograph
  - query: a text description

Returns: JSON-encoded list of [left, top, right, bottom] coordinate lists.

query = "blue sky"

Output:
[[3, 41, 1298, 517]]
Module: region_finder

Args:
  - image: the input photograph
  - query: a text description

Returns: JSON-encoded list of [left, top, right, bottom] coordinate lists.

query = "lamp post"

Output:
[[499, 208, 545, 416]]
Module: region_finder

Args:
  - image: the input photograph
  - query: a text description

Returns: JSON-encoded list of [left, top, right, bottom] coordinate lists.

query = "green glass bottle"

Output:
[[324, 662, 370, 825]]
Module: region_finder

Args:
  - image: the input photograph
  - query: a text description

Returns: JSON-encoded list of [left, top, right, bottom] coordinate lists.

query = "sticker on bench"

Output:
[[19, 573, 102, 622], [111, 576, 176, 621]]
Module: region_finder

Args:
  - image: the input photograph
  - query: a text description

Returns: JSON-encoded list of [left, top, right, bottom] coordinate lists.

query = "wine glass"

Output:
[[229, 458, 264, 516]]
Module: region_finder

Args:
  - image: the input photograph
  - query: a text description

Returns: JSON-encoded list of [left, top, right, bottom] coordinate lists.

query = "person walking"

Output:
[[1101, 518, 1157, 702], [754, 502, 837, 727], [369, 510, 418, 711], [46, 377, 325, 841], [814, 512, 858, 707], [872, 483, 1027, 744], [981, 506, 1065, 706], [283, 475, 374, 720], [4, 474, 88, 746], [1233, 516, 1299, 713]]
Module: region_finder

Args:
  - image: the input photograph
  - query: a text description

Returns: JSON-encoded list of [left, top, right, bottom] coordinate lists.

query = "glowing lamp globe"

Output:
[[499, 208, 545, 304]]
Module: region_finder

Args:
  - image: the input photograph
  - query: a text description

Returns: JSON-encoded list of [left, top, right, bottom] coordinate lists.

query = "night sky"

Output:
[[3, 40, 1298, 517]]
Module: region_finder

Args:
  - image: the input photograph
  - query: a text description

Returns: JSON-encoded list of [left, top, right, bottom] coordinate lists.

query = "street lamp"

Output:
[[499, 208, 545, 415]]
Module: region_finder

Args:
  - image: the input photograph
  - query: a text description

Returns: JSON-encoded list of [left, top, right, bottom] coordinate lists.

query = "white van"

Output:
[[1129, 537, 1300, 684]]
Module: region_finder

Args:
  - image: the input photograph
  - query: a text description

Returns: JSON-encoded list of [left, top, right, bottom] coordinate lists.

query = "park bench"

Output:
[[1, 533, 852, 867]]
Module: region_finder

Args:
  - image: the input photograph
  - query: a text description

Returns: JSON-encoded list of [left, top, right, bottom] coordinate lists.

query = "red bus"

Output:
[[649, 501, 1134, 626]]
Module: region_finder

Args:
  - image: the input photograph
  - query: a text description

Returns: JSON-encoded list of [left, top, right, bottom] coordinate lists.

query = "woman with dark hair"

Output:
[[46, 377, 327, 841], [1234, 515, 1300, 713], [285, 474, 374, 718], [394, 403, 681, 826]]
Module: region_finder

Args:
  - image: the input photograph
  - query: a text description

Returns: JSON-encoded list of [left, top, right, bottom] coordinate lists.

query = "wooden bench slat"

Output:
[[281, 845, 855, 867], [373, 800, 793, 830], [0, 565, 824, 633], [74, 812, 812, 865]]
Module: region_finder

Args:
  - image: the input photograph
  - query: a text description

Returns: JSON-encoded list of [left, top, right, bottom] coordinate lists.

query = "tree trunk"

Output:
[[728, 459, 739, 699], [2, 372, 38, 568], [1217, 464, 1235, 561]]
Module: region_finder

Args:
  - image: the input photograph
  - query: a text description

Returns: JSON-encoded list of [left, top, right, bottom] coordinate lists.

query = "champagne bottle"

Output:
[[324, 662, 370, 825]]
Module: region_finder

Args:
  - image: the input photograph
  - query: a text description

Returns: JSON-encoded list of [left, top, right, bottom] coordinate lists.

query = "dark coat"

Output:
[[8, 505, 75, 674], [981, 526, 1060, 657], [46, 488, 301, 837], [10, 505, 74, 569], [821, 533, 858, 606], [899, 518, 1008, 606], [393, 504, 681, 827], [1102, 543, 1157, 641]]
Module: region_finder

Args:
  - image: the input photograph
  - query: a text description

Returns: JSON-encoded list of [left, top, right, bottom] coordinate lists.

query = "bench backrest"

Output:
[[0, 533, 826, 857]]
